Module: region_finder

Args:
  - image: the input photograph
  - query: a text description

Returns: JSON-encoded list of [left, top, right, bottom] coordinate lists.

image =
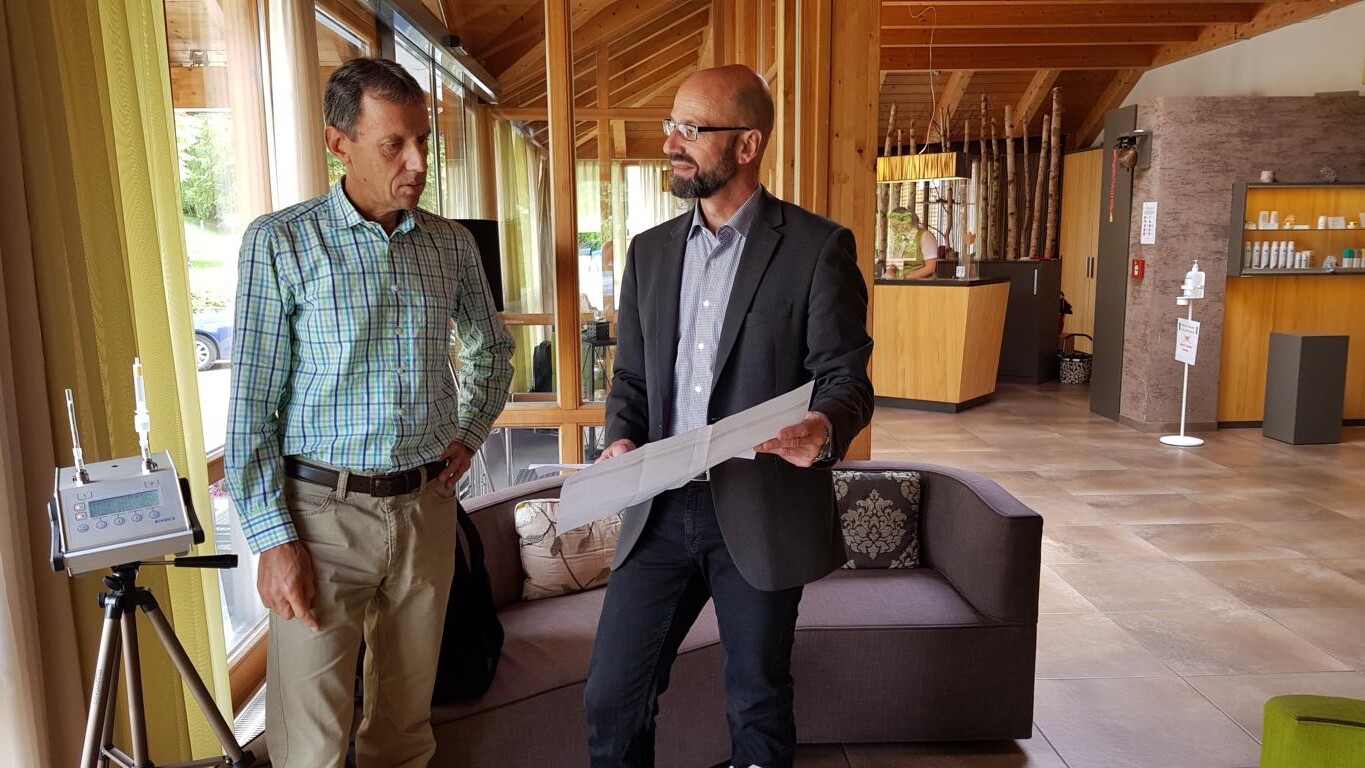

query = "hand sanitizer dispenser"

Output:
[[1177, 260, 1206, 305]]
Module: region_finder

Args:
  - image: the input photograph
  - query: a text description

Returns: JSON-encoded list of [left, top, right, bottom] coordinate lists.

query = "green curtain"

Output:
[[2, 0, 230, 760]]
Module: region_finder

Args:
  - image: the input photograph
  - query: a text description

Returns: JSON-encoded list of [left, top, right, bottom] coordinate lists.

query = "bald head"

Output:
[[678, 65, 774, 150]]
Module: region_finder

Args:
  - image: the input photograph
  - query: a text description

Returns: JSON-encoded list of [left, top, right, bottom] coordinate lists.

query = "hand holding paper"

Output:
[[556, 381, 816, 532]]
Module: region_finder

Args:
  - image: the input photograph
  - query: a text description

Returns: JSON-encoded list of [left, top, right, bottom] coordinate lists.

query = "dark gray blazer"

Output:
[[604, 189, 874, 591]]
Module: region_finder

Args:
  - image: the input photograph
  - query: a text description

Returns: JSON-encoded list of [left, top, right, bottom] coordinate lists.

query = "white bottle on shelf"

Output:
[[1286, 240, 1296, 267], [1243, 242, 1254, 269], [1253, 242, 1265, 269], [1271, 241, 1283, 268]]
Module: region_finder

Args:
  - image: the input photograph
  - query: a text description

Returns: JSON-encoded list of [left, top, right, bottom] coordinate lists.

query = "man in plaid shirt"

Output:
[[225, 58, 512, 767]]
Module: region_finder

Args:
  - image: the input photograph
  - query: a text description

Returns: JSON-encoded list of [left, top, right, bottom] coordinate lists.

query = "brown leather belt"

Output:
[[284, 457, 449, 498]]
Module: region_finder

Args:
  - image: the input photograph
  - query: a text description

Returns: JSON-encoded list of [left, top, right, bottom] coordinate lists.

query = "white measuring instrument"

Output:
[[50, 358, 201, 575]]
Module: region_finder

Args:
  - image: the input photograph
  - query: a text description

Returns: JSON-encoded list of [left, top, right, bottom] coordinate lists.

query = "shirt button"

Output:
[[391, 284, 399, 293], [702, 300, 710, 308], [697, 343, 706, 350], [693, 385, 702, 393], [397, 407, 406, 417]]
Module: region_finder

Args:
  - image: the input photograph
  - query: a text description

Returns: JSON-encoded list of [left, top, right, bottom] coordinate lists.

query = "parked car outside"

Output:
[[193, 312, 233, 371]]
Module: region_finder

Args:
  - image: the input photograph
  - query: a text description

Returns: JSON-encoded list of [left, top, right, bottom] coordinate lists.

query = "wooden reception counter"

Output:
[[871, 277, 1010, 411]]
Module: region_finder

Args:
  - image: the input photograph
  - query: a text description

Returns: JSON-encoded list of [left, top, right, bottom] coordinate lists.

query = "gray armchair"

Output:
[[432, 461, 1043, 767]]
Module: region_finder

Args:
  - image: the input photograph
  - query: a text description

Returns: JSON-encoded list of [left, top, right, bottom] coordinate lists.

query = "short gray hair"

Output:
[[324, 58, 425, 137]]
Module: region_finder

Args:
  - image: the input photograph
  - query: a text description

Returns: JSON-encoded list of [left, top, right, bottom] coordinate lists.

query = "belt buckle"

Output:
[[694, 468, 711, 482]]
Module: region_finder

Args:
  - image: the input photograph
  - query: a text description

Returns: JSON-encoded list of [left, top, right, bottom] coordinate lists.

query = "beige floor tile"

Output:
[[793, 744, 851, 768], [1084, 493, 1241, 525], [842, 736, 1067, 767], [1293, 487, 1365, 519], [1187, 671, 1365, 740], [1038, 565, 1099, 614], [1036, 613, 1175, 679], [1033, 678, 1261, 768], [1050, 562, 1245, 612], [1265, 607, 1365, 670], [980, 472, 1068, 497], [1321, 558, 1365, 584], [1016, 494, 1113, 526], [1189, 559, 1365, 609], [1110, 610, 1350, 676], [1108, 448, 1236, 473], [1131, 523, 1309, 562], [1245, 521, 1365, 559], [1042, 526, 1173, 564], [1180, 490, 1348, 523], [1036, 469, 1178, 496]]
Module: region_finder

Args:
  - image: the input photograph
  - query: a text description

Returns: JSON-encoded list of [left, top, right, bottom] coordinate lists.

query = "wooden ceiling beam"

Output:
[[881, 45, 1157, 71], [880, 3, 1262, 29], [1075, 68, 1143, 148], [492, 106, 673, 121], [925, 69, 972, 144], [609, 32, 705, 95], [881, 25, 1203, 47], [500, 0, 693, 90], [616, 59, 697, 107], [609, 2, 709, 64], [1014, 69, 1060, 128], [1151, 0, 1352, 67]]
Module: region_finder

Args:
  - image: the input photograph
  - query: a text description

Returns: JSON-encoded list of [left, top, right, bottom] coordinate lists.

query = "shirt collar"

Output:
[[326, 179, 419, 235], [688, 185, 763, 242]]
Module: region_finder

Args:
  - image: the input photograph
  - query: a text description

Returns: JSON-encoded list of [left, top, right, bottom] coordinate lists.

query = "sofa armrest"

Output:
[[462, 475, 566, 609], [835, 460, 1042, 624]]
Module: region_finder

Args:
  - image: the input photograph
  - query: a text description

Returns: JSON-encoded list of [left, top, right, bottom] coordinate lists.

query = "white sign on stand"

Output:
[[1140, 201, 1158, 245], [1175, 318, 1200, 365]]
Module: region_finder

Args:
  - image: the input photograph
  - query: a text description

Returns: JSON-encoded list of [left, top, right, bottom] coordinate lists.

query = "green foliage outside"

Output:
[[578, 231, 603, 252], [176, 113, 234, 229]]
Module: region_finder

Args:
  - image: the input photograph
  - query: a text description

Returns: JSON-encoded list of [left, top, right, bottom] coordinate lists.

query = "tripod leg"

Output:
[[120, 609, 151, 766], [143, 604, 246, 762], [97, 629, 122, 768], [81, 612, 124, 768]]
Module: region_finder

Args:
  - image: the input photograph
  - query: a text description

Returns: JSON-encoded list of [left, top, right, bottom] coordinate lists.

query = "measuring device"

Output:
[[51, 360, 200, 574], [51, 359, 254, 768]]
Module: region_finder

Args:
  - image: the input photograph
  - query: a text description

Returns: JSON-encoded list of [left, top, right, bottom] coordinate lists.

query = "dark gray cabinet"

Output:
[[977, 260, 1062, 384]]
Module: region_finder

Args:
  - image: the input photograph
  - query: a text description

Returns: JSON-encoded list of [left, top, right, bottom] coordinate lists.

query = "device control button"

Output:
[[131, 514, 143, 523], [149, 511, 160, 519], [77, 491, 92, 500], [74, 502, 85, 511], [96, 520, 108, 530], [77, 524, 89, 533], [113, 518, 125, 526], [75, 512, 88, 520]]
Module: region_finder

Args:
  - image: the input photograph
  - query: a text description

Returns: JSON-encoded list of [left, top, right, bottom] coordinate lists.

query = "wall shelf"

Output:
[[1227, 182, 1365, 277]]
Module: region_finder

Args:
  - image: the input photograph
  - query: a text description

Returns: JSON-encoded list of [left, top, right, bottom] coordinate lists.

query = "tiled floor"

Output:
[[798, 383, 1365, 768]]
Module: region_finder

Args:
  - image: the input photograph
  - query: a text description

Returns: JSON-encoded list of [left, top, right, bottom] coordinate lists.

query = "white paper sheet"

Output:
[[555, 381, 815, 532]]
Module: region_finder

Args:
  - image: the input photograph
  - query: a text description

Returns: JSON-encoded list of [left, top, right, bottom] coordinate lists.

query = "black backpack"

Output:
[[432, 504, 504, 704]]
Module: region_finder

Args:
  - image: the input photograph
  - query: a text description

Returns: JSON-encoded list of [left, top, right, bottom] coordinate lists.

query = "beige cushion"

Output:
[[514, 499, 621, 601]]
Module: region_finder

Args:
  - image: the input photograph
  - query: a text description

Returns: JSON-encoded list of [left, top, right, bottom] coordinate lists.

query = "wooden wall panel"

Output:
[[1219, 275, 1365, 422], [1059, 148, 1103, 351]]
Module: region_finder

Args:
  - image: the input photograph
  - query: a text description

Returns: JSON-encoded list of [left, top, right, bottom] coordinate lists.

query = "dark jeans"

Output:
[[584, 483, 804, 768]]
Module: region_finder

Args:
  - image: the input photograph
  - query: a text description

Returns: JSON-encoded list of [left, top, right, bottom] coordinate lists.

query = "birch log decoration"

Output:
[[878, 104, 896, 265], [890, 127, 904, 223], [1045, 87, 1063, 260], [1029, 113, 1050, 260], [1021, 119, 1033, 260], [993, 118, 1004, 263], [979, 96, 989, 262], [1004, 105, 1017, 260]]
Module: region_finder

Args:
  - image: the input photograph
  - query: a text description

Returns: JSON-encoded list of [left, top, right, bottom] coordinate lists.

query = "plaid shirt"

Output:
[[226, 182, 514, 553]]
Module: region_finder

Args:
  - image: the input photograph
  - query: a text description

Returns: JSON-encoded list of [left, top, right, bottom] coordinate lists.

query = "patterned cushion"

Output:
[[514, 499, 621, 601], [834, 470, 921, 569]]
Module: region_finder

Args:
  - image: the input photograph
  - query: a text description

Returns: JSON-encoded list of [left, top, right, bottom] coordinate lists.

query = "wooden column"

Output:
[[816, 0, 878, 459], [545, 0, 583, 459]]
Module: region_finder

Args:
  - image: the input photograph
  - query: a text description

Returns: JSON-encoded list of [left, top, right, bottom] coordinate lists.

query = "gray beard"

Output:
[[669, 144, 738, 199]]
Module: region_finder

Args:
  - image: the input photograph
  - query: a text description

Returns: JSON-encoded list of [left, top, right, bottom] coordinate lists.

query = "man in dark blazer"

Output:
[[583, 65, 874, 768]]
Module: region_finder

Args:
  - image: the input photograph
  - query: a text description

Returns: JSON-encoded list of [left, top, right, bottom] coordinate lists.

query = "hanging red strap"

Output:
[[1108, 147, 1119, 224]]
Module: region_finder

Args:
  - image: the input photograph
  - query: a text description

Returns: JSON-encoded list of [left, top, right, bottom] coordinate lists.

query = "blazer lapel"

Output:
[[712, 191, 784, 385], [651, 214, 691, 425]]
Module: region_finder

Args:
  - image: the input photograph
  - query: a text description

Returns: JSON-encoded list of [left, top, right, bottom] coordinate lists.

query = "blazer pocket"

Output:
[[744, 301, 792, 327]]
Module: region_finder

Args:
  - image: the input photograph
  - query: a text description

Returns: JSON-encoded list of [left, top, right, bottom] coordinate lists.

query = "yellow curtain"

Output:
[[1, 0, 230, 762], [496, 122, 555, 393]]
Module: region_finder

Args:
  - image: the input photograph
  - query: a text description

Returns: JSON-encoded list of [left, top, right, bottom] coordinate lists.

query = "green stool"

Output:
[[1261, 695, 1365, 768]]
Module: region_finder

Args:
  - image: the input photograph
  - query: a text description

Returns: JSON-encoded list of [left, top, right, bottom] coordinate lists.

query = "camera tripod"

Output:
[[80, 557, 256, 768]]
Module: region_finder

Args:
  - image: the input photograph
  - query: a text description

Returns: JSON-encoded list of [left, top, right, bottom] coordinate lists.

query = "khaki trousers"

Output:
[[266, 471, 458, 767]]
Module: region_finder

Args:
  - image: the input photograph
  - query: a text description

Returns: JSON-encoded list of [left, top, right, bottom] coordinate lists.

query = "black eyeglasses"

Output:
[[662, 119, 751, 141]]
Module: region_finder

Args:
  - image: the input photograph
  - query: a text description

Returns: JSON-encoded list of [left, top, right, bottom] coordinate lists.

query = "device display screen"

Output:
[[88, 489, 161, 518]]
